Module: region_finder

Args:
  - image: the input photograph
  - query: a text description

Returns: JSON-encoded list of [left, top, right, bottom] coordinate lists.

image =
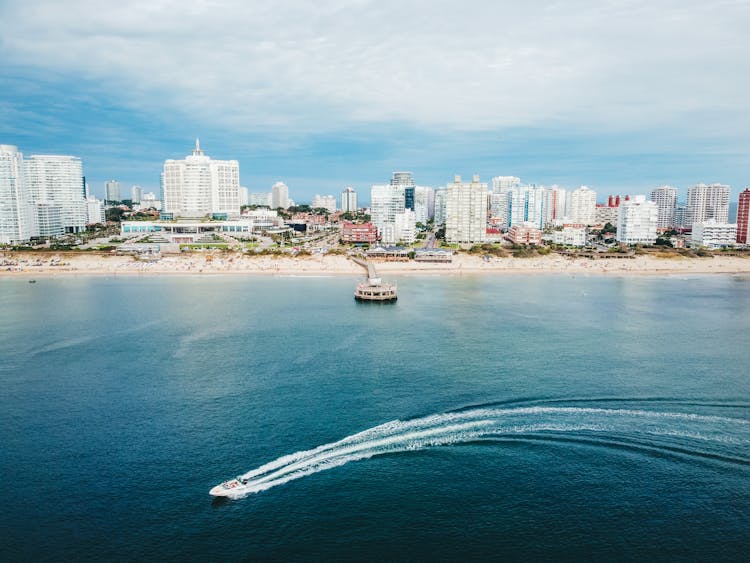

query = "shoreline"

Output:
[[2, 251, 750, 278]]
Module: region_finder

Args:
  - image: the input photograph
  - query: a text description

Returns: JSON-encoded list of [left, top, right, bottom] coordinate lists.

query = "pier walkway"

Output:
[[351, 257, 377, 280]]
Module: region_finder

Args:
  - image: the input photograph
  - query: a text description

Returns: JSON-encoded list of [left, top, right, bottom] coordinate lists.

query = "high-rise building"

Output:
[[390, 209, 417, 244], [370, 184, 405, 236], [488, 177, 523, 229], [737, 188, 750, 244], [650, 186, 677, 230], [686, 183, 730, 229], [413, 186, 434, 224], [445, 175, 487, 244], [507, 185, 547, 229], [568, 186, 597, 226], [249, 192, 272, 207], [312, 194, 337, 213], [542, 186, 567, 227], [491, 176, 521, 193], [616, 195, 658, 245], [391, 172, 415, 210], [488, 192, 509, 227], [136, 192, 162, 211], [105, 180, 121, 203], [0, 145, 38, 244], [86, 196, 106, 225], [131, 185, 142, 204], [162, 140, 240, 218], [238, 187, 249, 207], [36, 203, 64, 237], [674, 205, 688, 229], [25, 155, 87, 232], [271, 182, 289, 209], [595, 205, 618, 226], [433, 188, 447, 225], [341, 187, 357, 213]]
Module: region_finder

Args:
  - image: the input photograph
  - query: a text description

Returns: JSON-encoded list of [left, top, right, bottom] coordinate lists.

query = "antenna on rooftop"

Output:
[[193, 138, 203, 156]]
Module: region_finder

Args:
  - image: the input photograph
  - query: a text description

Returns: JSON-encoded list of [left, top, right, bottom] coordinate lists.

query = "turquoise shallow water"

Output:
[[1, 274, 749, 560]]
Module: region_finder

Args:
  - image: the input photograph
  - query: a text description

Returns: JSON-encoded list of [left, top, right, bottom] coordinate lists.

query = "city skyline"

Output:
[[1, 1, 749, 201]]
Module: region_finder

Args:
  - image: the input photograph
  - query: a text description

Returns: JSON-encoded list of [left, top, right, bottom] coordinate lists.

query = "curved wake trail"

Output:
[[223, 406, 750, 498]]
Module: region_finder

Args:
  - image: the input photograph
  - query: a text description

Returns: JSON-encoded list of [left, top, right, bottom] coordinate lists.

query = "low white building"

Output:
[[121, 214, 284, 242], [691, 220, 737, 248], [552, 224, 587, 247], [616, 195, 658, 245]]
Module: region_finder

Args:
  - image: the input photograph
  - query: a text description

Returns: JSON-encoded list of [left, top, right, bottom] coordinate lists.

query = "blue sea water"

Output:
[[1, 274, 749, 560]]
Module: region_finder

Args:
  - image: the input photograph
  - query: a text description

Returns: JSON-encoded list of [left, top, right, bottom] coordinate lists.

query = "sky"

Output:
[[1, 0, 749, 204]]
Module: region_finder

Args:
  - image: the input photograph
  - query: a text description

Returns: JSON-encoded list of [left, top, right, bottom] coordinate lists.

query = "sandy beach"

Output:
[[2, 251, 749, 277]]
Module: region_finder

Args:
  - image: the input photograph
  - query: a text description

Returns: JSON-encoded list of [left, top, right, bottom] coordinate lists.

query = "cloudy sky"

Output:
[[1, 0, 748, 203]]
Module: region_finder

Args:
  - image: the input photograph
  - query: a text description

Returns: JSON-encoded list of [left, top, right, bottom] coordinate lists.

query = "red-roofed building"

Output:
[[341, 221, 378, 243]]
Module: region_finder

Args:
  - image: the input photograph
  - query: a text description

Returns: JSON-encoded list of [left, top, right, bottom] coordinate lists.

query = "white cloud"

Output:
[[1, 0, 749, 134]]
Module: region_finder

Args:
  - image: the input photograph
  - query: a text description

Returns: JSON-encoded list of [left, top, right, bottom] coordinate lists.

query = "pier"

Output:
[[351, 258, 397, 302]]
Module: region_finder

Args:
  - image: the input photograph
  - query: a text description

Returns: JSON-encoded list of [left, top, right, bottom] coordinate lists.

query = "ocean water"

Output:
[[1, 273, 749, 560]]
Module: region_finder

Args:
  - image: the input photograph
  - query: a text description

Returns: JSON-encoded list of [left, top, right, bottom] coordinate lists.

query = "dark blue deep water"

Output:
[[1, 274, 749, 560]]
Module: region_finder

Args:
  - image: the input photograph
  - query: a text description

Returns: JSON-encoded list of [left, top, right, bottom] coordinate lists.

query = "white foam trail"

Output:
[[219, 406, 749, 499]]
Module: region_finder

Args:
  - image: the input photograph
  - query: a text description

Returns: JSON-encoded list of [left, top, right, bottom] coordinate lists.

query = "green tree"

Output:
[[106, 207, 125, 223]]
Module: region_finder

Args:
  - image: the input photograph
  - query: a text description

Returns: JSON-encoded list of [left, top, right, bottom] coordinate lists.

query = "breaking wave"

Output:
[[219, 405, 750, 499]]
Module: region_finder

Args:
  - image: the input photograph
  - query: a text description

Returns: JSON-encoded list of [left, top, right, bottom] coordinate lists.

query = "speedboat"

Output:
[[209, 476, 248, 497]]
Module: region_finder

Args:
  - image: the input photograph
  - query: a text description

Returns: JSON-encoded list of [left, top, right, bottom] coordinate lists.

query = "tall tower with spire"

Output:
[[162, 140, 240, 217]]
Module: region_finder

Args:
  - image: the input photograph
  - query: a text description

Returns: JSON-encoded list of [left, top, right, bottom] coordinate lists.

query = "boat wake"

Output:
[[212, 405, 750, 499]]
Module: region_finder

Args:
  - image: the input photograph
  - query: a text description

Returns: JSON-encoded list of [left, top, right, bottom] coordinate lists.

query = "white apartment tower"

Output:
[[491, 176, 521, 192], [25, 155, 87, 233], [413, 186, 435, 224], [686, 183, 730, 229], [312, 194, 337, 213], [131, 185, 142, 204], [341, 187, 357, 213], [433, 188, 447, 225], [162, 140, 240, 217], [650, 186, 677, 229], [105, 179, 121, 203], [568, 186, 597, 226], [445, 175, 488, 244], [271, 182, 289, 209], [238, 187, 249, 207], [488, 192, 509, 226], [249, 192, 272, 207], [543, 186, 567, 227], [370, 184, 406, 236], [393, 209, 417, 244], [507, 185, 547, 229], [616, 195, 658, 245], [86, 196, 106, 225], [0, 145, 38, 244]]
